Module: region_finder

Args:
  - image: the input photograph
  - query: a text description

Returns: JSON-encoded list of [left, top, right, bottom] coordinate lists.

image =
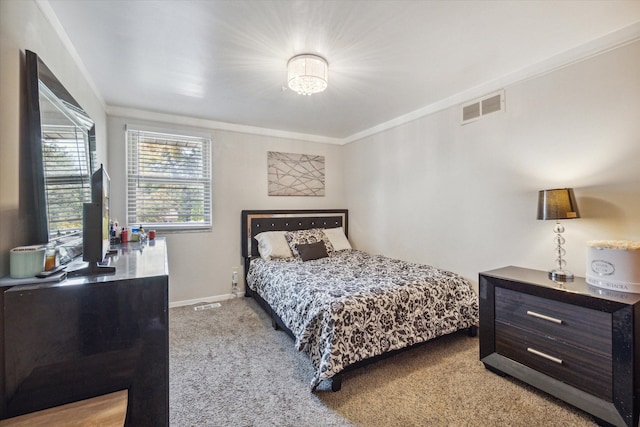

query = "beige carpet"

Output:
[[169, 297, 597, 426]]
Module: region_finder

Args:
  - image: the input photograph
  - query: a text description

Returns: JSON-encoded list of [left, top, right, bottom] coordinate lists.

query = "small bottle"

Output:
[[130, 226, 139, 242], [121, 227, 128, 243]]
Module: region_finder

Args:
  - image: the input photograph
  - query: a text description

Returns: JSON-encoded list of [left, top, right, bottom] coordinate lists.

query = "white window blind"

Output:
[[126, 128, 212, 231], [41, 124, 92, 236]]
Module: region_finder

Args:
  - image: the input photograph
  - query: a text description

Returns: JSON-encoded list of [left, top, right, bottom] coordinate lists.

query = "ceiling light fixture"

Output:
[[287, 54, 328, 96]]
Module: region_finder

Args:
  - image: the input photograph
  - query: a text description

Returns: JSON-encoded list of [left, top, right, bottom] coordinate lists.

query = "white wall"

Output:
[[0, 0, 107, 276], [107, 115, 345, 304], [343, 40, 640, 289]]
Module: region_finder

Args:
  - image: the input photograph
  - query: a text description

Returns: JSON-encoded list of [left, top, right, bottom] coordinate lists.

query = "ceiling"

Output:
[[45, 0, 640, 143]]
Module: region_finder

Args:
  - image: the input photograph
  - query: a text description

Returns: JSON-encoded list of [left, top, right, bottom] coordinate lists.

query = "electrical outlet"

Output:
[[231, 267, 239, 296]]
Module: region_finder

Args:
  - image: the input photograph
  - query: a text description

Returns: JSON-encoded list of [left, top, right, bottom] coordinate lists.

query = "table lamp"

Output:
[[537, 188, 580, 282]]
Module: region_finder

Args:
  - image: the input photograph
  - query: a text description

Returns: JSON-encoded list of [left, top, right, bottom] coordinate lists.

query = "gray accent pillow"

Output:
[[297, 241, 329, 261]]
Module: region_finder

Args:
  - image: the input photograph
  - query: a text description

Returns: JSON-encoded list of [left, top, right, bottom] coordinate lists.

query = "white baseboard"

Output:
[[169, 292, 246, 308]]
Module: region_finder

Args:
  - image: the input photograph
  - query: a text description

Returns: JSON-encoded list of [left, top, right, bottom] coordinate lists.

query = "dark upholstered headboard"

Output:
[[241, 209, 348, 261], [240, 210, 348, 339]]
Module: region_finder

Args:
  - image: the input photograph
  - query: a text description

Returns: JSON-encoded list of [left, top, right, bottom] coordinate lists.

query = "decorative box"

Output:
[[586, 240, 640, 293]]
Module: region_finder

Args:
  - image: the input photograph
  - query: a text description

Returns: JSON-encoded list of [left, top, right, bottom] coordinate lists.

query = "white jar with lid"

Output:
[[586, 240, 640, 293]]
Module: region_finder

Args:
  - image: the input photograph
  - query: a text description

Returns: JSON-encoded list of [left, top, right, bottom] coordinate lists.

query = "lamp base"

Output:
[[548, 269, 574, 283]]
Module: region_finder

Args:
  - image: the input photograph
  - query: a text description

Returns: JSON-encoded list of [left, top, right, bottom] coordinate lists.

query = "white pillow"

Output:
[[322, 227, 352, 251], [254, 231, 293, 260]]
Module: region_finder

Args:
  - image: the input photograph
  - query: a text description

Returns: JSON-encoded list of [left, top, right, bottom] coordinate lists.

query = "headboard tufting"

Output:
[[241, 209, 348, 260]]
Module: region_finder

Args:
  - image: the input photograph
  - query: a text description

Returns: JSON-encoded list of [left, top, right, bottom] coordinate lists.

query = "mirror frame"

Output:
[[24, 50, 96, 247]]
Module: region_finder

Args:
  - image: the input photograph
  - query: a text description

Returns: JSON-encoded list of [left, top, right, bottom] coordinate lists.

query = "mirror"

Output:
[[24, 50, 97, 263]]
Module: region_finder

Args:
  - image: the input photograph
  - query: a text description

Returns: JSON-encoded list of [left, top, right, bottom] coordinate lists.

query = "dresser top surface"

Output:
[[3, 238, 168, 291], [481, 265, 640, 306]]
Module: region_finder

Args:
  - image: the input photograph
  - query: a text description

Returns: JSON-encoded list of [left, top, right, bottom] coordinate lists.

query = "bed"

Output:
[[241, 209, 479, 391]]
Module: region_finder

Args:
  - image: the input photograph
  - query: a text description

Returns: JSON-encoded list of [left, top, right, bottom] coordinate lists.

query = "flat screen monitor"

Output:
[[68, 164, 115, 277]]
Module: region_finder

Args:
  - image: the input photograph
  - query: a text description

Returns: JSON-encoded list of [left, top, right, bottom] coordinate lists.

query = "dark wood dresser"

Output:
[[0, 238, 169, 426], [479, 266, 640, 427]]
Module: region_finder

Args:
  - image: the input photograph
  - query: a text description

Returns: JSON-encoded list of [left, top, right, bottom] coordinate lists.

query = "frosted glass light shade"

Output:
[[287, 54, 328, 96]]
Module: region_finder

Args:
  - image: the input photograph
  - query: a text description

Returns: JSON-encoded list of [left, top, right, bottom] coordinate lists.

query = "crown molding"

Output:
[[106, 106, 344, 145], [342, 22, 640, 145]]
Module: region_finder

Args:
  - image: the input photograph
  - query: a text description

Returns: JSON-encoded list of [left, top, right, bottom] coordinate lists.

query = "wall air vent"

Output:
[[462, 102, 481, 122], [461, 90, 505, 125]]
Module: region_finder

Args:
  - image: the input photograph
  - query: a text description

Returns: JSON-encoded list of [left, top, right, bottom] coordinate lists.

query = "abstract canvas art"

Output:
[[268, 151, 325, 196]]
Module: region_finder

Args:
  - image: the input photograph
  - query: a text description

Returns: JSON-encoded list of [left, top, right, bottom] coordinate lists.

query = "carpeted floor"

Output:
[[169, 297, 597, 427]]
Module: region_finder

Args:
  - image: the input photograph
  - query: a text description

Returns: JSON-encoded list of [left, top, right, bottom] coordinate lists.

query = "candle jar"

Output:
[[44, 245, 57, 271]]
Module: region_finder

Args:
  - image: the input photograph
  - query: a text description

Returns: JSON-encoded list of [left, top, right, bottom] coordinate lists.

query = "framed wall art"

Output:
[[267, 151, 325, 196]]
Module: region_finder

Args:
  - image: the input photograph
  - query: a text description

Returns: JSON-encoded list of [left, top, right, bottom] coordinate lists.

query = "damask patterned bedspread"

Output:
[[246, 249, 479, 389]]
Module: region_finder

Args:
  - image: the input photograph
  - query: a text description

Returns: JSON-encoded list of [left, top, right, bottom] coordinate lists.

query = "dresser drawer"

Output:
[[495, 287, 612, 356], [496, 321, 612, 401]]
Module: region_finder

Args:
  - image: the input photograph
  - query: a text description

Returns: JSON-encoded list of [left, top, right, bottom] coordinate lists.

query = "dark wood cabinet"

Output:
[[479, 266, 640, 427], [0, 238, 169, 426]]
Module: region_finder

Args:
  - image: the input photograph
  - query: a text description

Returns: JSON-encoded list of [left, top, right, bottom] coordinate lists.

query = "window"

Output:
[[126, 128, 212, 231]]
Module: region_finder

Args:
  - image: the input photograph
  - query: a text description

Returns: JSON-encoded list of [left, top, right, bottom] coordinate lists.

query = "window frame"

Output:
[[125, 126, 213, 232]]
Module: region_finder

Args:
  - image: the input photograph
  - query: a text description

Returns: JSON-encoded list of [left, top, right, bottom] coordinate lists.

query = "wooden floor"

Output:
[[0, 389, 127, 427]]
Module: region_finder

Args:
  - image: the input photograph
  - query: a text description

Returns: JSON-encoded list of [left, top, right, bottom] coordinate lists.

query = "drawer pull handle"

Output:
[[526, 310, 563, 324], [527, 347, 563, 364]]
